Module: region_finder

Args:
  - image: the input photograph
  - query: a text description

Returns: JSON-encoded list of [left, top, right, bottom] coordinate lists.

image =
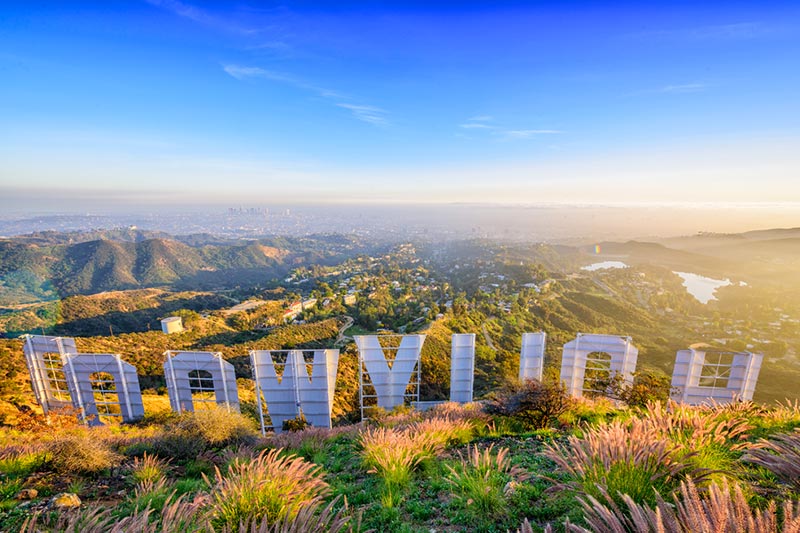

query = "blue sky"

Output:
[[1, 1, 799, 207]]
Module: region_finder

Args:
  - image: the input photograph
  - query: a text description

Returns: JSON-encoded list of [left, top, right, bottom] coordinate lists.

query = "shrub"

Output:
[[486, 379, 574, 429], [445, 444, 529, 518], [13, 405, 83, 433], [206, 448, 330, 530], [46, 430, 122, 475], [282, 414, 309, 432], [610, 370, 672, 408], [149, 428, 206, 461], [151, 407, 258, 460]]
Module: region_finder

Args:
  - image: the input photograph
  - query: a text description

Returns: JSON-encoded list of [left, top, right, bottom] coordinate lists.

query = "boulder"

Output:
[[16, 488, 38, 500], [51, 492, 81, 510]]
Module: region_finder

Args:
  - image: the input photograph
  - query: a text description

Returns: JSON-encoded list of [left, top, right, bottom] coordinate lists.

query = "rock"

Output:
[[16, 488, 38, 500], [51, 492, 81, 510]]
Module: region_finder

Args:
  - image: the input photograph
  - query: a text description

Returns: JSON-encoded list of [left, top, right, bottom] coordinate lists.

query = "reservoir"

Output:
[[673, 271, 731, 304]]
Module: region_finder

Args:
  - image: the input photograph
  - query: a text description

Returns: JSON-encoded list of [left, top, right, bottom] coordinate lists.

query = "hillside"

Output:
[[0, 289, 235, 337], [0, 233, 369, 305]]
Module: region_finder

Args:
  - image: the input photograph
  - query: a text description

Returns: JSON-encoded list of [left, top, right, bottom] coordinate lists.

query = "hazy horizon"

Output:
[[3, 201, 800, 245]]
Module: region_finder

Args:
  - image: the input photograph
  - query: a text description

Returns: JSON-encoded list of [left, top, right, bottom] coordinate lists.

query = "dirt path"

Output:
[[334, 316, 355, 346], [481, 321, 496, 350]]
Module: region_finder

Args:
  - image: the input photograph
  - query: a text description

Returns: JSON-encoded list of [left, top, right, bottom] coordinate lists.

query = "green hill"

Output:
[[0, 234, 367, 305]]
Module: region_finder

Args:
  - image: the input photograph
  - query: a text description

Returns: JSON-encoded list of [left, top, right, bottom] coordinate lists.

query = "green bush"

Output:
[[282, 414, 309, 432]]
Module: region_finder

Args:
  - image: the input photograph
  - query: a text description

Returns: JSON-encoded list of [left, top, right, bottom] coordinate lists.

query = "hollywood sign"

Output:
[[22, 332, 763, 431]]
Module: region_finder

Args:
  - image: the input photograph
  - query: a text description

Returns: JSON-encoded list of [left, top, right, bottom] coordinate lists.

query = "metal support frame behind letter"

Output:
[[22, 335, 78, 415], [163, 351, 239, 413], [450, 334, 475, 403], [520, 332, 546, 382], [670, 347, 762, 405], [63, 353, 145, 425], [356, 334, 424, 420], [560, 333, 638, 398]]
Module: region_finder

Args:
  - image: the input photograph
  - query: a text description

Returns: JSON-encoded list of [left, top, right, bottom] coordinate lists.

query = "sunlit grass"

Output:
[[206, 448, 330, 529]]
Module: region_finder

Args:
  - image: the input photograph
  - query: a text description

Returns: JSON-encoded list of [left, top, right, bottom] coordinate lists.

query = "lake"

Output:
[[673, 271, 731, 304]]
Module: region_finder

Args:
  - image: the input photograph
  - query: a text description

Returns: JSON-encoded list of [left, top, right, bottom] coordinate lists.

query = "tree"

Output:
[[486, 378, 574, 429]]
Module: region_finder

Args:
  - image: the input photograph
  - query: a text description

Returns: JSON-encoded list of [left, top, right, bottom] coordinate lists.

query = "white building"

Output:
[[161, 316, 184, 335]]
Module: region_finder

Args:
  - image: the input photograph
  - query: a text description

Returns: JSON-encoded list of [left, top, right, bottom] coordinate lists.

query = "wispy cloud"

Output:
[[336, 104, 388, 126], [503, 130, 561, 138], [660, 82, 708, 93], [458, 115, 561, 139], [223, 64, 386, 125], [144, 0, 258, 35], [246, 40, 292, 53], [633, 22, 772, 41], [223, 65, 295, 84], [459, 123, 496, 130]]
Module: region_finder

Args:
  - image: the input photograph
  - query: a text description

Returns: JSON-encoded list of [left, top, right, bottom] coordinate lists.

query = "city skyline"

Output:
[[1, 1, 799, 209]]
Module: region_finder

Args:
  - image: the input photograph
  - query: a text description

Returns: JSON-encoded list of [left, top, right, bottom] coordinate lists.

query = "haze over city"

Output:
[[2, 1, 799, 214]]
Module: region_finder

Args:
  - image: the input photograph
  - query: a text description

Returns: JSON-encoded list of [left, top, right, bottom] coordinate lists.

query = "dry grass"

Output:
[[359, 416, 473, 492], [642, 401, 751, 451], [571, 478, 800, 533], [206, 448, 330, 530], [359, 426, 430, 489], [131, 452, 170, 484], [268, 425, 359, 457], [46, 429, 122, 475], [758, 400, 800, 431], [23, 493, 211, 532], [541, 419, 703, 505], [407, 417, 474, 448], [743, 430, 800, 491], [226, 497, 356, 533], [425, 401, 489, 426]]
